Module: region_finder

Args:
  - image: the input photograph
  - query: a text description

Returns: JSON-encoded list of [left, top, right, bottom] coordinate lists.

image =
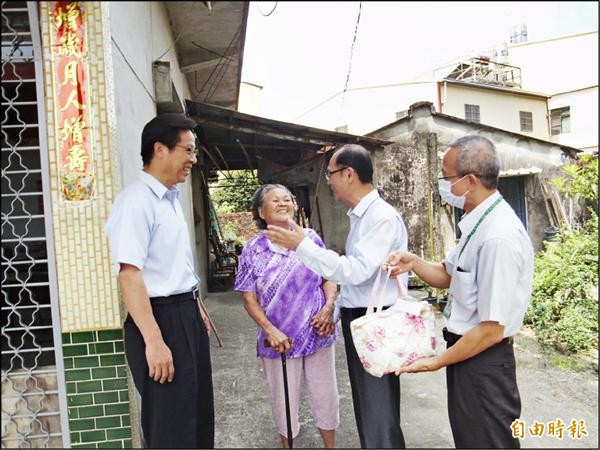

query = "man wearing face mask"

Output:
[[383, 135, 534, 449]]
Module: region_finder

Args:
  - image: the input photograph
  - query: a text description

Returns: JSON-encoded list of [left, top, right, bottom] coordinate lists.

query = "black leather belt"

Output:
[[443, 327, 513, 346], [150, 286, 199, 303], [340, 305, 392, 320]]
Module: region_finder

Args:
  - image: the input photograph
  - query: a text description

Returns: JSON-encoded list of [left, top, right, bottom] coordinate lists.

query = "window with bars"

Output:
[[464, 104, 480, 123], [2, 2, 68, 448], [550, 107, 570, 135], [519, 111, 533, 132]]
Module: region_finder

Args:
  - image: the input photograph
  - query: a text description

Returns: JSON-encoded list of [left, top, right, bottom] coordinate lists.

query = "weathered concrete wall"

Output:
[[371, 102, 580, 253], [372, 135, 447, 262], [259, 102, 579, 262]]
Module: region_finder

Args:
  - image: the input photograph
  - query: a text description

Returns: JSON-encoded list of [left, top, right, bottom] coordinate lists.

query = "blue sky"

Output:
[[241, 1, 598, 121]]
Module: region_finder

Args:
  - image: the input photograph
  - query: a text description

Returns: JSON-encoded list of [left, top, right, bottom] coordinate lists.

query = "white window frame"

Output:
[[550, 107, 570, 135]]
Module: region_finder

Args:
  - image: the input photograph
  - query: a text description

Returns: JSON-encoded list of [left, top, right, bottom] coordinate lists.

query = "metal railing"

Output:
[[446, 57, 522, 89]]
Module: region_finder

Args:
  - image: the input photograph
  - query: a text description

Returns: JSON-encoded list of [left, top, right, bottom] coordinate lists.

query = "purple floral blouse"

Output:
[[234, 229, 338, 359]]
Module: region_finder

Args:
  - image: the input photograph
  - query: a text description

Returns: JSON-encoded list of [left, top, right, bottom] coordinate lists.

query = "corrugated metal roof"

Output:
[[186, 100, 391, 171]]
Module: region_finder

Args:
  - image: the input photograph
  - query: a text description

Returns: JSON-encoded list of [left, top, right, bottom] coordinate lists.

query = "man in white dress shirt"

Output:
[[105, 113, 214, 448], [265, 144, 409, 448], [385, 135, 534, 448]]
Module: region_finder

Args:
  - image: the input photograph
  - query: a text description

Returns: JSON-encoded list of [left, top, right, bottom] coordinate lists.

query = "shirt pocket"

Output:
[[449, 268, 478, 322]]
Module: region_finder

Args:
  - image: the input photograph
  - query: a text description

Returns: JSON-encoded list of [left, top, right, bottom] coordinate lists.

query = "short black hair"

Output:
[[334, 144, 373, 183], [140, 113, 197, 166]]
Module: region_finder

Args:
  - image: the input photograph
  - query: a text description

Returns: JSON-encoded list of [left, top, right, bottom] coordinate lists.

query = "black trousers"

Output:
[[444, 329, 521, 449], [341, 307, 406, 449], [124, 294, 214, 448]]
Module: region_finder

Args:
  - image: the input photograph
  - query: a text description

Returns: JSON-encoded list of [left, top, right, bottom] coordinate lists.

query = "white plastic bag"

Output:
[[350, 269, 437, 377]]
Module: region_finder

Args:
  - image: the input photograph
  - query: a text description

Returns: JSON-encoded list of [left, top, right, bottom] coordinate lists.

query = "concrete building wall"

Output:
[[261, 103, 577, 264], [109, 2, 190, 182], [507, 31, 598, 95], [370, 103, 576, 256], [549, 86, 598, 153], [442, 83, 549, 140]]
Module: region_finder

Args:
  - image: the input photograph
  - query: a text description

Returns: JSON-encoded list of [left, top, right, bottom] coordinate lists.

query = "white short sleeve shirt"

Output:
[[444, 191, 534, 337], [295, 189, 409, 309], [104, 171, 200, 298]]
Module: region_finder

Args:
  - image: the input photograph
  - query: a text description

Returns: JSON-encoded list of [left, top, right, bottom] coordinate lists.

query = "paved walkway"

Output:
[[204, 290, 598, 448]]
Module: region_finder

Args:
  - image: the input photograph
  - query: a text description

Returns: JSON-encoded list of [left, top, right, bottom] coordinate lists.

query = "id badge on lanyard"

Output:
[[444, 196, 502, 321], [443, 295, 453, 319], [443, 265, 458, 320]]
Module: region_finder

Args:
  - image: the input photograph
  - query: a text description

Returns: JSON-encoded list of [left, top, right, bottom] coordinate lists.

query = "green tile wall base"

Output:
[[63, 329, 133, 448]]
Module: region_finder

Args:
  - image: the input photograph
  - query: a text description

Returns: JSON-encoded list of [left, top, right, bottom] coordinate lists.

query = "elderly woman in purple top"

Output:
[[234, 184, 339, 448]]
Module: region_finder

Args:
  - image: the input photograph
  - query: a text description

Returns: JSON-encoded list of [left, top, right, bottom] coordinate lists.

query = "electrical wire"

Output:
[[194, 24, 241, 100], [339, 2, 362, 123], [112, 36, 155, 102], [203, 24, 243, 102]]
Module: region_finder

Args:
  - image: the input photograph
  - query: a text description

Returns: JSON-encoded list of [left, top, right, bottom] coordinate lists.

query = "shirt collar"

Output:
[[347, 189, 380, 218], [253, 234, 289, 255], [458, 190, 502, 235], [139, 170, 180, 202]]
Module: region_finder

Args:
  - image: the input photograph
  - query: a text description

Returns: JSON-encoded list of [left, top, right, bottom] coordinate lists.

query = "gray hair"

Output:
[[251, 184, 295, 230], [449, 135, 500, 189]]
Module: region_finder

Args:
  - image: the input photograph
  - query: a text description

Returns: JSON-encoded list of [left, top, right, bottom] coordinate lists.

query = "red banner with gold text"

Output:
[[50, 1, 95, 201]]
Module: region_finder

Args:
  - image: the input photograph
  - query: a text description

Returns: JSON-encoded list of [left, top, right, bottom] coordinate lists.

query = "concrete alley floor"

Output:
[[204, 290, 598, 449]]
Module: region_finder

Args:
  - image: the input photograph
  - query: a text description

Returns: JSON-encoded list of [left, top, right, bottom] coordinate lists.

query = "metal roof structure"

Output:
[[186, 100, 391, 174]]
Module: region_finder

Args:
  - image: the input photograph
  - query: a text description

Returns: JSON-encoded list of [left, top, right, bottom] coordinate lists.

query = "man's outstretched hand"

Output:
[[264, 218, 305, 250], [382, 250, 417, 278]]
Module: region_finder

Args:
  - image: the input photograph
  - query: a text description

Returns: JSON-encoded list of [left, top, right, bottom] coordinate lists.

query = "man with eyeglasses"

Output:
[[384, 135, 534, 448], [105, 113, 214, 448], [265, 144, 409, 448]]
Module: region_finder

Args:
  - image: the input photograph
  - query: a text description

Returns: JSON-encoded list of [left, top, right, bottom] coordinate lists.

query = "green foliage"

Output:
[[525, 222, 598, 353], [551, 154, 598, 203], [526, 154, 598, 355], [211, 170, 261, 214], [221, 222, 245, 246]]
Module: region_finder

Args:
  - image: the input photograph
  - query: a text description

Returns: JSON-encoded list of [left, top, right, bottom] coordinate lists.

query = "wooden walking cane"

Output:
[[198, 297, 223, 347], [281, 352, 293, 449], [265, 339, 293, 448]]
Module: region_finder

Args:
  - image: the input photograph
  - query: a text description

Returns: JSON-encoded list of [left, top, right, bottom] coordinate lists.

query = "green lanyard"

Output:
[[458, 196, 502, 260]]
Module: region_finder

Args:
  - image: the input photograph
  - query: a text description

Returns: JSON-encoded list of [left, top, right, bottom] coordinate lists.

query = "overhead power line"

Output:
[[339, 2, 362, 125]]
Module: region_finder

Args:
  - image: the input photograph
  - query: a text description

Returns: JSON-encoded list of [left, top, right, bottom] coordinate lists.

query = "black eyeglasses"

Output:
[[325, 166, 349, 180], [175, 144, 199, 158], [437, 173, 461, 181], [437, 172, 481, 181]]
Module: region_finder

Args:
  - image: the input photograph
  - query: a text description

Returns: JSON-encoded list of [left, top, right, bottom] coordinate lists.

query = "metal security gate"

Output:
[[1, 1, 70, 447]]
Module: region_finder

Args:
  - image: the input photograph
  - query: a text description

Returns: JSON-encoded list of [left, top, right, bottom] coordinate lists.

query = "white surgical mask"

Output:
[[438, 176, 469, 209]]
